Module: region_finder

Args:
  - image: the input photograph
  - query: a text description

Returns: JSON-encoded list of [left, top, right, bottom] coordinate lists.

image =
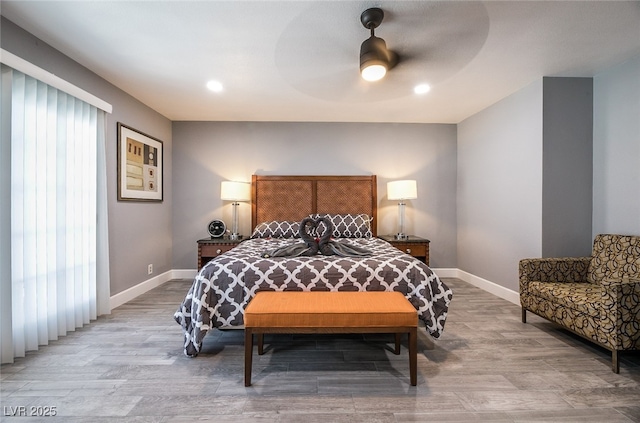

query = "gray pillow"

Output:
[[250, 221, 301, 239], [310, 213, 373, 238]]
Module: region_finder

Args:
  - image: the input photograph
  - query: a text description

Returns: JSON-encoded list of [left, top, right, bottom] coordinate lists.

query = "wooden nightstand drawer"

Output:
[[378, 235, 430, 266], [201, 244, 235, 257], [393, 243, 426, 257], [197, 238, 243, 270]]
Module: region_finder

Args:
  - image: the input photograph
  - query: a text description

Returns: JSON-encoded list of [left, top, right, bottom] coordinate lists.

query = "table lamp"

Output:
[[387, 180, 417, 240], [221, 181, 251, 240]]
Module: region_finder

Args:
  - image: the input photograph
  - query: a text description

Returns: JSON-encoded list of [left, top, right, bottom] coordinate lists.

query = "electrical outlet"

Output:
[[148, 264, 153, 275]]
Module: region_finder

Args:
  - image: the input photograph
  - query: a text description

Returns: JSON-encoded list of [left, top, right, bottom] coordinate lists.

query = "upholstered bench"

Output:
[[244, 291, 418, 386]]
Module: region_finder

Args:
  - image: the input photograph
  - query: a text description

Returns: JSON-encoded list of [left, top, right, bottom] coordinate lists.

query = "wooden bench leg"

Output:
[[258, 333, 265, 355], [409, 327, 417, 386], [394, 333, 401, 355], [244, 329, 253, 387]]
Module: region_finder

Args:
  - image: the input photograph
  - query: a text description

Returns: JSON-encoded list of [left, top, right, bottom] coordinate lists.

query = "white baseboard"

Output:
[[110, 267, 520, 309], [430, 268, 459, 278], [432, 268, 520, 305], [109, 269, 197, 309]]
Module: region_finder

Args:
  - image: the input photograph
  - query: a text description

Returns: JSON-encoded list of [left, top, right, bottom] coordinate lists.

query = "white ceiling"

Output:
[[2, 1, 640, 123]]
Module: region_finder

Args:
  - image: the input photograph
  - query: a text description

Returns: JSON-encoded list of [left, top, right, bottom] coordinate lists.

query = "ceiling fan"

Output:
[[359, 7, 398, 82], [274, 2, 489, 103]]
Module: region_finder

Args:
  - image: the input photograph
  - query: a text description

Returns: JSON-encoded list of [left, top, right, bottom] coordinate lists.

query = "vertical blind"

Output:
[[0, 67, 111, 363]]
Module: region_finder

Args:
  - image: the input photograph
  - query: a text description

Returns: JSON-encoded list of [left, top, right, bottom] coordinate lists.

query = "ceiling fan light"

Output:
[[360, 36, 390, 81], [361, 64, 387, 81]]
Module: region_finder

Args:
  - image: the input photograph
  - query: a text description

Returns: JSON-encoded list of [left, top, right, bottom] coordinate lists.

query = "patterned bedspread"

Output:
[[174, 237, 453, 357]]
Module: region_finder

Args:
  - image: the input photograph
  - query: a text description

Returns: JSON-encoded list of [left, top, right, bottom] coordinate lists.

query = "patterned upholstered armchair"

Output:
[[519, 234, 640, 373]]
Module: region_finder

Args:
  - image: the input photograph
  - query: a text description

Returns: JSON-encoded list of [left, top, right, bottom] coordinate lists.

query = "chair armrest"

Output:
[[599, 278, 640, 287], [519, 257, 591, 296], [599, 278, 640, 350]]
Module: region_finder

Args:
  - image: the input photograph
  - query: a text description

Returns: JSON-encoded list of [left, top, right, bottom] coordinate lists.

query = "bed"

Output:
[[174, 175, 453, 357]]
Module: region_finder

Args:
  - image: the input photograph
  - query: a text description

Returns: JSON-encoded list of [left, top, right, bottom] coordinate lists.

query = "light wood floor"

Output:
[[2, 277, 639, 422]]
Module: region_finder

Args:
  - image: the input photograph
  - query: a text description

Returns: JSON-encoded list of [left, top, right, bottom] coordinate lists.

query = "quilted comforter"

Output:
[[174, 237, 453, 357]]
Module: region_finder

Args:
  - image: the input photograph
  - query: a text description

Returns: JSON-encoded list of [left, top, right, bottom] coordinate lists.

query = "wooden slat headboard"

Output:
[[251, 175, 378, 236]]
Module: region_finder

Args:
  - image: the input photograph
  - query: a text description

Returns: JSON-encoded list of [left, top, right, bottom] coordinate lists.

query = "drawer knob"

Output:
[[216, 249, 222, 254], [406, 248, 411, 254]]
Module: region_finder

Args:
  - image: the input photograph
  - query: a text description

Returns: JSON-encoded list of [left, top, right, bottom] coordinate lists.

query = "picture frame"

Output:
[[117, 122, 163, 202]]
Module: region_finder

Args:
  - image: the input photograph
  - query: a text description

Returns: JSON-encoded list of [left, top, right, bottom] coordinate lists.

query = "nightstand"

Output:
[[378, 235, 430, 265], [197, 237, 244, 270]]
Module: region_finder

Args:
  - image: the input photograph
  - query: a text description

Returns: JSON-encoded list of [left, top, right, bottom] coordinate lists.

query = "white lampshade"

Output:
[[221, 181, 250, 202], [387, 180, 417, 200]]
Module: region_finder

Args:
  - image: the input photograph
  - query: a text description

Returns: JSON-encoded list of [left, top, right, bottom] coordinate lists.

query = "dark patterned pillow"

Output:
[[251, 221, 301, 239], [311, 213, 373, 238]]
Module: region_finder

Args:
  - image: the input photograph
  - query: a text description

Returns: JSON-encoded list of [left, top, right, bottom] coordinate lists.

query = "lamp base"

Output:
[[229, 233, 243, 241], [394, 233, 409, 240]]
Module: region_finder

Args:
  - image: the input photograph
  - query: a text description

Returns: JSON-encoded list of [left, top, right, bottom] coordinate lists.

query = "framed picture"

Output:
[[117, 122, 163, 202]]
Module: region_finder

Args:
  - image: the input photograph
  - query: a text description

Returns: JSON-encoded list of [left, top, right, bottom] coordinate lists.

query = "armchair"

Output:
[[519, 234, 640, 373]]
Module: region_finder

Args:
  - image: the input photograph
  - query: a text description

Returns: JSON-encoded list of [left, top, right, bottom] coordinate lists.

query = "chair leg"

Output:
[[521, 308, 527, 323], [612, 350, 620, 374], [394, 333, 402, 355]]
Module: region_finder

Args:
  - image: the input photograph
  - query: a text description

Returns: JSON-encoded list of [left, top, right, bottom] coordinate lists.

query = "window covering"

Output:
[[0, 66, 111, 363]]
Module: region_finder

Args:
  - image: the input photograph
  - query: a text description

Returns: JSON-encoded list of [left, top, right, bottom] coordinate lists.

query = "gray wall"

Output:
[[457, 65, 640, 293], [593, 55, 640, 236], [1, 17, 173, 296], [542, 77, 593, 257], [457, 80, 544, 292], [171, 121, 457, 269]]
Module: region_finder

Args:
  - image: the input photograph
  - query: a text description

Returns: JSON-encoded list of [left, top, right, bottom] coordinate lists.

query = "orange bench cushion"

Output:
[[244, 291, 417, 328]]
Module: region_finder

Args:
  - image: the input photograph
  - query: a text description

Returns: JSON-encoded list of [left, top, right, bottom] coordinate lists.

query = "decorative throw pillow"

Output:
[[310, 213, 372, 238], [250, 220, 301, 239]]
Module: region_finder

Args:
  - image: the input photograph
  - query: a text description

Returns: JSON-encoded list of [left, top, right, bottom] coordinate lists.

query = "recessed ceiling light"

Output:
[[206, 80, 223, 93], [414, 84, 431, 95]]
